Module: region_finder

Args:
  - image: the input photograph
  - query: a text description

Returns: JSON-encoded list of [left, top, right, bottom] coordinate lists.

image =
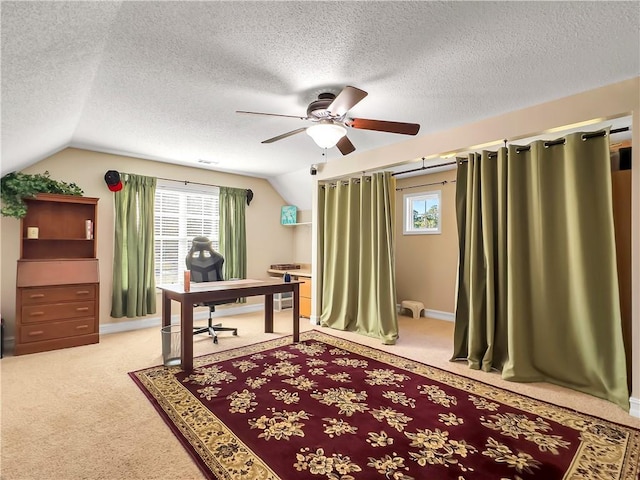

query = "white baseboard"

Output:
[[99, 303, 263, 335], [1, 303, 288, 350], [2, 335, 15, 352], [395, 304, 455, 322], [424, 309, 455, 322], [630, 395, 640, 418]]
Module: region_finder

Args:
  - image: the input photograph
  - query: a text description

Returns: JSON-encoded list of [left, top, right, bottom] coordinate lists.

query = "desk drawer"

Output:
[[22, 285, 96, 305], [22, 301, 95, 323], [20, 318, 96, 343]]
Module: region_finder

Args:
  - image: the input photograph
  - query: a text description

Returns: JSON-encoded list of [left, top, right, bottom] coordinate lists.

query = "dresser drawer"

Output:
[[21, 285, 96, 305], [22, 301, 95, 324], [20, 318, 96, 343]]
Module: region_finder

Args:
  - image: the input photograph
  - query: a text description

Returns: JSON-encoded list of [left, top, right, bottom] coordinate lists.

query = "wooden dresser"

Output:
[[15, 194, 100, 355]]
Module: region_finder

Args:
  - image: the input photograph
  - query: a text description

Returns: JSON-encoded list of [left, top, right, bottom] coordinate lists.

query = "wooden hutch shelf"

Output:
[[15, 194, 100, 355]]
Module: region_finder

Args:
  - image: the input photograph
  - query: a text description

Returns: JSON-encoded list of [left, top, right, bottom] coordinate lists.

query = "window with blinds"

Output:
[[154, 181, 220, 284]]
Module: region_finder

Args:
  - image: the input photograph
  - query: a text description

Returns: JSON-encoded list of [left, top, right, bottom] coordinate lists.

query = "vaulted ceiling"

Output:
[[2, 1, 639, 205]]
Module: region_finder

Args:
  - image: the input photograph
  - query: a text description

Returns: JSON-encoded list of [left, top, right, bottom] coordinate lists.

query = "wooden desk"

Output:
[[158, 278, 300, 372]]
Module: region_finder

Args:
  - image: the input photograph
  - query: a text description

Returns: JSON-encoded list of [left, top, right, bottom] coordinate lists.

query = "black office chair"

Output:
[[186, 236, 238, 344]]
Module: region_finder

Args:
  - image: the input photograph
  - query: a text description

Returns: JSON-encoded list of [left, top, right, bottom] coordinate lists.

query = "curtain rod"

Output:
[[478, 127, 630, 160], [396, 179, 457, 192], [393, 127, 630, 169], [321, 177, 366, 188], [156, 176, 227, 189], [392, 158, 457, 177], [154, 176, 254, 205]]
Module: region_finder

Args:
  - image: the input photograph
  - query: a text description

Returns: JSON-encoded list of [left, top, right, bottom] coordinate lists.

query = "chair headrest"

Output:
[[191, 236, 212, 250]]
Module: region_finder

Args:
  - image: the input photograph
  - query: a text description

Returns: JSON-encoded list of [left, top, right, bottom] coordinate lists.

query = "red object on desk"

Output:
[[183, 270, 191, 291]]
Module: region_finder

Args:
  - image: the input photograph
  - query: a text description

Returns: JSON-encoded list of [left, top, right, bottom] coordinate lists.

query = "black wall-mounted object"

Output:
[[619, 147, 631, 170]]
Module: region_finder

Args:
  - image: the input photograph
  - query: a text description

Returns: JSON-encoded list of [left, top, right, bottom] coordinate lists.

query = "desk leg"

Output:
[[181, 301, 194, 373], [265, 294, 274, 333], [162, 292, 171, 327], [292, 284, 300, 342]]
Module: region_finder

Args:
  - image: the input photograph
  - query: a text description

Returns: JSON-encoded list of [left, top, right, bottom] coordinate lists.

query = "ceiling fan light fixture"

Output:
[[306, 122, 347, 149]]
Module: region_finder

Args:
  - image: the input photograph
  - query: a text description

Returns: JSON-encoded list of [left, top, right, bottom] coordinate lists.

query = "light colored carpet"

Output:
[[2, 311, 638, 479]]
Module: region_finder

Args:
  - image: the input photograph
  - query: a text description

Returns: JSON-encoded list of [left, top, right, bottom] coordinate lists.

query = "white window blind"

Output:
[[154, 181, 220, 284]]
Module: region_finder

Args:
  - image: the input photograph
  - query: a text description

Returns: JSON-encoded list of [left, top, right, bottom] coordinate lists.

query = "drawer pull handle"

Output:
[[76, 325, 89, 330], [28, 330, 44, 337], [76, 291, 90, 295], [76, 307, 89, 312], [29, 311, 45, 317], [29, 294, 45, 299]]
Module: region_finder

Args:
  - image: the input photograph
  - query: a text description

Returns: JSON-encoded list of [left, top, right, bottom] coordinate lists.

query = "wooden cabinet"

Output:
[[15, 194, 99, 355], [266, 268, 312, 318], [299, 277, 311, 318]]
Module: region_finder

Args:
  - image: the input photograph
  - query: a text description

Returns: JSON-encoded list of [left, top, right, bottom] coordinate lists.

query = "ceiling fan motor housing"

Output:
[[307, 93, 337, 119]]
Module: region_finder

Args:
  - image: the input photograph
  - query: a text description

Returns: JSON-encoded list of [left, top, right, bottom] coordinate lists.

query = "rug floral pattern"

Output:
[[130, 330, 640, 479]]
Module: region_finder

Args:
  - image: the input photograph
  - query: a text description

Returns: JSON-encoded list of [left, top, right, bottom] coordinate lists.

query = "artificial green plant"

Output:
[[1, 171, 83, 219]]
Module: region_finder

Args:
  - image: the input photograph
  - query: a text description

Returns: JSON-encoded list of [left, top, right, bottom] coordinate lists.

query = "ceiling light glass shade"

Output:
[[306, 123, 347, 148]]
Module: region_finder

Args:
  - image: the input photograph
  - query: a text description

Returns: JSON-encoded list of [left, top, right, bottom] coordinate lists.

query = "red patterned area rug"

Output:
[[129, 329, 640, 479]]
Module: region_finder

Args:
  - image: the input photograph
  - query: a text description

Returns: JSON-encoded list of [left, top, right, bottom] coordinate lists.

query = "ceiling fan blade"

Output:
[[336, 136, 356, 155], [261, 127, 307, 144], [327, 86, 368, 117], [237, 110, 308, 120], [347, 117, 420, 135]]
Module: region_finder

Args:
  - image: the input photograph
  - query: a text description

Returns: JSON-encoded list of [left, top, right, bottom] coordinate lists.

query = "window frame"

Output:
[[154, 180, 220, 285], [402, 190, 442, 235]]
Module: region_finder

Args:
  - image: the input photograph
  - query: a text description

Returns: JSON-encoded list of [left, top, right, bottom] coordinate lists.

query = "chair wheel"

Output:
[[213, 336, 218, 344], [233, 331, 238, 336]]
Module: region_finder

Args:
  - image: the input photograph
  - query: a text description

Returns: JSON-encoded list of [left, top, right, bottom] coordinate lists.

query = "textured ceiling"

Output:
[[2, 1, 639, 197]]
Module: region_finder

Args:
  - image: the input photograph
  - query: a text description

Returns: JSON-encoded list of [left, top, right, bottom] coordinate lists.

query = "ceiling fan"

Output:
[[236, 86, 420, 155]]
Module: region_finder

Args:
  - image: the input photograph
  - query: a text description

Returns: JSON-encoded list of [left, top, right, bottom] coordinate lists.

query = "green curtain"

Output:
[[453, 130, 629, 409], [219, 187, 247, 282], [319, 172, 398, 345], [453, 149, 509, 371], [111, 173, 157, 318]]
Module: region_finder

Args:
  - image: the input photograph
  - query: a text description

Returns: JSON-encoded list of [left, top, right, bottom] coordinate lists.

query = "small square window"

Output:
[[403, 190, 441, 235]]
